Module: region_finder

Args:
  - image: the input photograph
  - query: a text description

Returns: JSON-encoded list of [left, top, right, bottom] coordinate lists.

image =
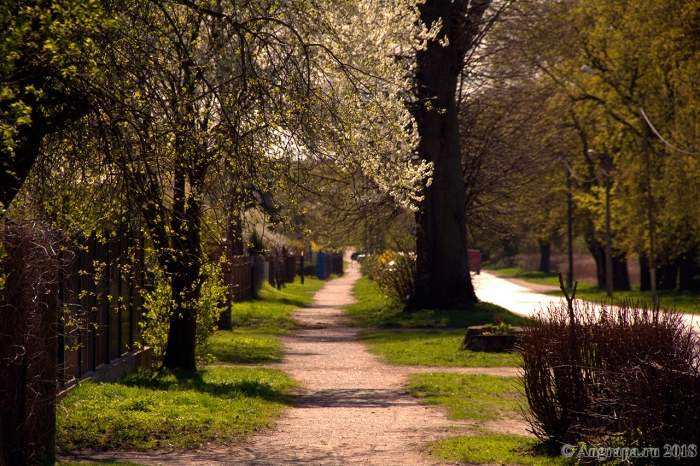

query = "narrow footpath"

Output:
[[64, 261, 525, 466], [219, 261, 526, 466]]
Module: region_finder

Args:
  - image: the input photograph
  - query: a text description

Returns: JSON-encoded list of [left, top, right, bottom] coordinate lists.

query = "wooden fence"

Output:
[[58, 231, 144, 387], [58, 237, 307, 373]]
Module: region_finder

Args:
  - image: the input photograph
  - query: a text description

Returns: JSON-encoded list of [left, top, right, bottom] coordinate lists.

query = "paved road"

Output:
[[473, 271, 562, 318], [474, 271, 700, 331]]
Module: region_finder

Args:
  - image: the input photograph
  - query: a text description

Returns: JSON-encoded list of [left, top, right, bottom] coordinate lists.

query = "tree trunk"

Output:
[[587, 240, 606, 289], [161, 167, 202, 372], [612, 251, 630, 291], [639, 254, 651, 292], [538, 240, 551, 274], [678, 252, 700, 292], [657, 262, 677, 290], [409, 0, 491, 310]]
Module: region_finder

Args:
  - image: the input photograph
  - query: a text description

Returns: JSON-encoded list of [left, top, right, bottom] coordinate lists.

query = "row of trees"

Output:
[[1, 0, 432, 375], [430, 0, 700, 294]]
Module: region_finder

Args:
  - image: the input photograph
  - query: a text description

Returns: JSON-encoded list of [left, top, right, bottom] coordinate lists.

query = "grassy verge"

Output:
[[58, 277, 324, 454], [488, 266, 700, 314], [425, 434, 564, 465], [227, 278, 325, 332], [57, 367, 297, 451], [207, 278, 325, 365], [346, 276, 530, 328], [409, 372, 563, 465], [357, 330, 521, 367], [408, 373, 522, 421]]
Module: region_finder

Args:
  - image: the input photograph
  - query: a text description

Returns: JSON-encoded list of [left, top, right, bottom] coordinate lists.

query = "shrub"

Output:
[[518, 299, 700, 449], [141, 261, 226, 364], [365, 250, 416, 304]]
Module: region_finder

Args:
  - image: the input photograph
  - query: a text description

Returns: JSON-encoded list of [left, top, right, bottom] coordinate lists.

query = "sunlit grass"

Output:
[[228, 278, 325, 331], [358, 330, 521, 367], [408, 373, 522, 421], [57, 367, 297, 452], [346, 276, 530, 328], [57, 277, 325, 453], [410, 372, 564, 465], [426, 434, 565, 465]]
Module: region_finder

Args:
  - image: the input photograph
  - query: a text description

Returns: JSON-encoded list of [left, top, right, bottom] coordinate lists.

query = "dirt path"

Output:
[[63, 261, 529, 465]]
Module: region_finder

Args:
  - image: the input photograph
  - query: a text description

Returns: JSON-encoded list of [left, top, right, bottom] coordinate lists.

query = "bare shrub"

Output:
[[519, 298, 700, 448], [0, 222, 62, 466]]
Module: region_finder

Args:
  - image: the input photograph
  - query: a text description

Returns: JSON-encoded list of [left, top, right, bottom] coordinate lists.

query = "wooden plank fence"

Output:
[[58, 230, 144, 387]]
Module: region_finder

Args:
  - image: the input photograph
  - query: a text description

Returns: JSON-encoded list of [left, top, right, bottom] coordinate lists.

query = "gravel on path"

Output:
[[61, 260, 529, 466]]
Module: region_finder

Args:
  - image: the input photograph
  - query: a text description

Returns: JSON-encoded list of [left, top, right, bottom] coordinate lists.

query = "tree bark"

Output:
[[678, 252, 700, 292], [161, 163, 202, 372], [587, 237, 606, 289], [612, 252, 630, 291], [639, 254, 651, 292], [409, 0, 491, 309], [657, 262, 678, 291], [538, 240, 551, 274]]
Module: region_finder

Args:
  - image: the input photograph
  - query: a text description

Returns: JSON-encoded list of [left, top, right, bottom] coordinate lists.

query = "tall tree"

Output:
[[409, 0, 495, 308]]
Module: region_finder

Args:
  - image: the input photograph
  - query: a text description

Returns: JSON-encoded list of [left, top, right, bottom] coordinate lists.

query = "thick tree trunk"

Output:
[[161, 167, 202, 372], [538, 240, 551, 274], [588, 241, 606, 289], [409, 0, 490, 309], [612, 252, 630, 291]]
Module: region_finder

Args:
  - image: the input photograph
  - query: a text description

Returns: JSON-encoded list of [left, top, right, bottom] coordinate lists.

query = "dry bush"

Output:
[[0, 222, 63, 466], [518, 299, 700, 448]]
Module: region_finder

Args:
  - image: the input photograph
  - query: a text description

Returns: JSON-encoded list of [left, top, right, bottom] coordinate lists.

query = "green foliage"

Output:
[[426, 434, 564, 465], [56, 367, 297, 452], [365, 250, 416, 304], [485, 321, 512, 335], [346, 276, 530, 328], [408, 373, 523, 422], [0, 0, 105, 146], [358, 330, 521, 367], [141, 262, 226, 363]]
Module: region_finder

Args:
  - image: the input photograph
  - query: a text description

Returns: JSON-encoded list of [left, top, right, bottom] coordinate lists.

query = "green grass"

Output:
[[410, 372, 564, 465], [425, 434, 565, 465], [346, 276, 531, 328], [408, 373, 522, 421], [57, 277, 325, 454], [228, 278, 325, 332], [207, 277, 326, 364], [208, 332, 282, 364], [57, 367, 297, 452], [358, 330, 521, 367]]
